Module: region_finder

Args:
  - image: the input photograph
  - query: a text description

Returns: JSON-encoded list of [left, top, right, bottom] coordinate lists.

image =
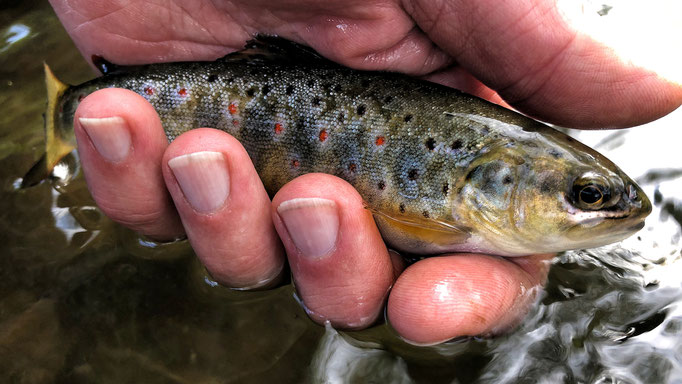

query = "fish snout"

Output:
[[624, 183, 652, 219]]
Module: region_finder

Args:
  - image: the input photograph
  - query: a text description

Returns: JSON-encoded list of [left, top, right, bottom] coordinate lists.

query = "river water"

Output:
[[1, 1, 680, 383]]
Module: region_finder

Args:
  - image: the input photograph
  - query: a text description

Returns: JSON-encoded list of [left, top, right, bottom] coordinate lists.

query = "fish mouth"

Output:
[[564, 183, 652, 227]]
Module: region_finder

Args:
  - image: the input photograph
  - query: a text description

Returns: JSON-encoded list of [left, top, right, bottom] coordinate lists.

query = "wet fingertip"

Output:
[[78, 116, 131, 163], [276, 197, 340, 259], [167, 151, 230, 214], [388, 250, 406, 279], [224, 259, 287, 291]]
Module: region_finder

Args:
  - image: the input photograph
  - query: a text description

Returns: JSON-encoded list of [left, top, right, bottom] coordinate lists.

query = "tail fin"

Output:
[[22, 64, 75, 187], [44, 63, 75, 172]]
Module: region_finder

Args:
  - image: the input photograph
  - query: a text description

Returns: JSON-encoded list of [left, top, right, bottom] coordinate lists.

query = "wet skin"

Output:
[[50, 0, 682, 344]]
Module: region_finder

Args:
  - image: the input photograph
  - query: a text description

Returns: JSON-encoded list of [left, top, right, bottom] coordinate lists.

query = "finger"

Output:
[[162, 128, 284, 289], [405, 0, 682, 128], [271, 174, 396, 329], [387, 253, 552, 345], [74, 88, 184, 240]]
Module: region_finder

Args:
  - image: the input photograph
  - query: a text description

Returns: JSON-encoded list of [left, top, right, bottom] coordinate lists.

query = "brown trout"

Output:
[[35, 37, 651, 256]]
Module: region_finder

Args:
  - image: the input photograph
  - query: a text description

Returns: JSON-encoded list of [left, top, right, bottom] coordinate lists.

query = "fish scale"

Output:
[[38, 37, 650, 256]]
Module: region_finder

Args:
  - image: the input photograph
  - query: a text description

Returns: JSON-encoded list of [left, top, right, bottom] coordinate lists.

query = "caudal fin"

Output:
[[44, 63, 75, 172], [21, 64, 75, 187]]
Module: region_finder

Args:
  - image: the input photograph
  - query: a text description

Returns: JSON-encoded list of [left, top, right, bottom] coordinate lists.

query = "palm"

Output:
[[53, 0, 681, 127]]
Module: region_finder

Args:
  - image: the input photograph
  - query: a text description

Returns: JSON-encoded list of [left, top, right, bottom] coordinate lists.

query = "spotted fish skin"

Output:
[[47, 38, 650, 256], [60, 57, 498, 221]]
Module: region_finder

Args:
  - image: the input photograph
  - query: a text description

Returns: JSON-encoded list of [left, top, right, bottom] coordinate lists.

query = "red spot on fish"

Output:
[[144, 86, 154, 95], [275, 123, 283, 134], [319, 129, 328, 142], [375, 136, 386, 146], [292, 159, 300, 168], [348, 163, 357, 173], [232, 120, 239, 127], [178, 88, 187, 96], [228, 103, 238, 114]]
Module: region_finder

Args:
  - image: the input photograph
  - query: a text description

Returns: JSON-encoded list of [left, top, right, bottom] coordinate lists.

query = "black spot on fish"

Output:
[[285, 85, 294, 95], [408, 169, 419, 180], [246, 88, 256, 97], [404, 114, 413, 123], [378, 180, 386, 190], [549, 149, 562, 159], [451, 139, 463, 150], [361, 79, 371, 88], [399, 203, 406, 213], [338, 113, 345, 123], [227, 77, 235, 84], [422, 210, 430, 218], [207, 74, 218, 83], [249, 68, 260, 75], [296, 118, 306, 130], [262, 84, 271, 95], [332, 84, 342, 93], [503, 175, 513, 184], [442, 183, 449, 195], [312, 96, 321, 106], [539, 182, 552, 194], [307, 79, 315, 87], [383, 96, 393, 103], [425, 137, 436, 151], [357, 104, 366, 116]]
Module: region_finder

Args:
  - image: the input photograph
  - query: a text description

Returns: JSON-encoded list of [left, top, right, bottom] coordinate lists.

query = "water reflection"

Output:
[[1, 23, 30, 52], [50, 188, 85, 243], [310, 324, 412, 384]]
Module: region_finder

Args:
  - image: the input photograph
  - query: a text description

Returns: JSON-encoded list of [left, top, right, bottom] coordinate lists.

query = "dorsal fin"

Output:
[[91, 55, 123, 75], [91, 55, 147, 75], [219, 35, 337, 66]]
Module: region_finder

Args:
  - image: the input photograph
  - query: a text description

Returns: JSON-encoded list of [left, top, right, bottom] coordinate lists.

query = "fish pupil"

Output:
[[579, 185, 604, 205]]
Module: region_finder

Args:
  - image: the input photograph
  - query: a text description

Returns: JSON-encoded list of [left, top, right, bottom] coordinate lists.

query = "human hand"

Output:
[[50, 0, 682, 344]]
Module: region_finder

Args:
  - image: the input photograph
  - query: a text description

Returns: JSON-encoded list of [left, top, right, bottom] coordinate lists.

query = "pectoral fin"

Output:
[[367, 206, 471, 255]]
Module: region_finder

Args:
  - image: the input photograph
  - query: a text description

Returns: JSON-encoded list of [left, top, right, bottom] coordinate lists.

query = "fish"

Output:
[[28, 37, 651, 256]]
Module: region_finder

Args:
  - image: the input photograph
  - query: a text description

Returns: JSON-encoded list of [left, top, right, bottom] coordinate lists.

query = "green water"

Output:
[[2, 1, 681, 383]]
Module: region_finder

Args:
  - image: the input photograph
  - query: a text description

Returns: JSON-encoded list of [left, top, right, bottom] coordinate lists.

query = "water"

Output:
[[1, 1, 681, 383]]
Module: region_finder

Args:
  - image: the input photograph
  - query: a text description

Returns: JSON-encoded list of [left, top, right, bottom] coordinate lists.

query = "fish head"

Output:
[[453, 129, 651, 256]]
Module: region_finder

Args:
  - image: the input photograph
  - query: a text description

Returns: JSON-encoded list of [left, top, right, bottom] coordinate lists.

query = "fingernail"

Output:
[[78, 117, 131, 162], [168, 151, 230, 213], [277, 198, 339, 259]]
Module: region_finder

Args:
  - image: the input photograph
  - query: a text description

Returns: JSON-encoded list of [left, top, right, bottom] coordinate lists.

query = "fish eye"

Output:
[[572, 176, 614, 210]]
